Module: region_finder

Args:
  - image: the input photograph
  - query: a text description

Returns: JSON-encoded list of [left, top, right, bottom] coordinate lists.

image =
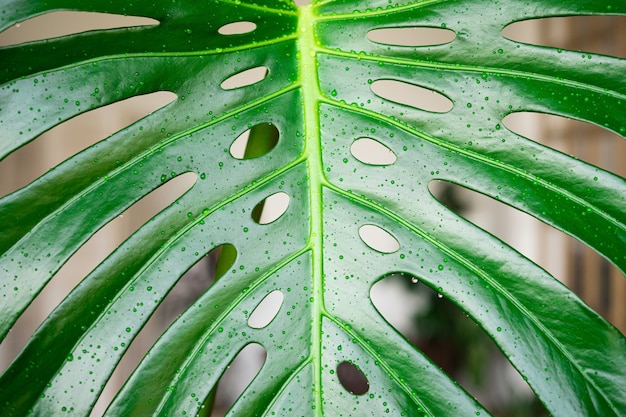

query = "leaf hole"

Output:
[[220, 66, 269, 90], [367, 26, 456, 47], [371, 80, 454, 113], [337, 361, 369, 395], [0, 11, 158, 47], [0, 91, 177, 198], [247, 290, 284, 329], [370, 273, 546, 413], [229, 123, 279, 160], [502, 16, 626, 58], [350, 138, 397, 166], [358, 224, 400, 254], [218, 21, 257, 35], [503, 112, 626, 176], [252, 192, 290, 225], [214, 343, 267, 413]]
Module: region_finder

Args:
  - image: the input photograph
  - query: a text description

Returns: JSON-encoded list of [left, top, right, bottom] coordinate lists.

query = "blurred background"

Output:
[[0, 2, 624, 416]]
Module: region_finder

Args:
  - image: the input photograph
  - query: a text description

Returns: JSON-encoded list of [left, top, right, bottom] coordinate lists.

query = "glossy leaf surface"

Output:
[[1, 0, 625, 416]]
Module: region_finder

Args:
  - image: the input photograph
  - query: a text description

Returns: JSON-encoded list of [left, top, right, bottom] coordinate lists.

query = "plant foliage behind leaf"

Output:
[[0, 0, 625, 416]]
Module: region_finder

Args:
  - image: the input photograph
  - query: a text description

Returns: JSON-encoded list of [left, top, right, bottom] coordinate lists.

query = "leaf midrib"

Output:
[[297, 5, 326, 416]]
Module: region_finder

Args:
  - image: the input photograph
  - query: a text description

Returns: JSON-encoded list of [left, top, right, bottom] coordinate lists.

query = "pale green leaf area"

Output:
[[0, 0, 625, 416]]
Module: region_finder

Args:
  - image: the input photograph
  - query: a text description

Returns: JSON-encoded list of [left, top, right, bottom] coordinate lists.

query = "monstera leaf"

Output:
[[1, 0, 625, 415]]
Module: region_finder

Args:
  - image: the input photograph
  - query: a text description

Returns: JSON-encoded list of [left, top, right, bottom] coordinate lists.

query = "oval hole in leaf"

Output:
[[218, 21, 257, 35], [0, 171, 197, 374], [0, 11, 158, 47], [248, 290, 284, 329], [371, 80, 453, 113], [229, 123, 279, 160], [359, 224, 400, 253], [502, 16, 626, 58], [350, 138, 397, 166], [0, 91, 177, 198], [503, 112, 626, 175], [337, 361, 369, 395], [367, 26, 456, 47], [370, 273, 546, 412], [252, 192, 290, 225], [221, 66, 269, 90], [215, 343, 267, 412]]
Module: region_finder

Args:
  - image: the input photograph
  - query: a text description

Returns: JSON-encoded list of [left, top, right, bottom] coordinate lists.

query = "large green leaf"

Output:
[[1, 0, 625, 415]]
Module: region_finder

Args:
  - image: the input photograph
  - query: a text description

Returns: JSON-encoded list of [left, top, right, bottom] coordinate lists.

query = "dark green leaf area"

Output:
[[0, 42, 299, 268], [0, 85, 304, 340], [1, 162, 311, 416], [0, 0, 298, 82], [1, 40, 298, 161]]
